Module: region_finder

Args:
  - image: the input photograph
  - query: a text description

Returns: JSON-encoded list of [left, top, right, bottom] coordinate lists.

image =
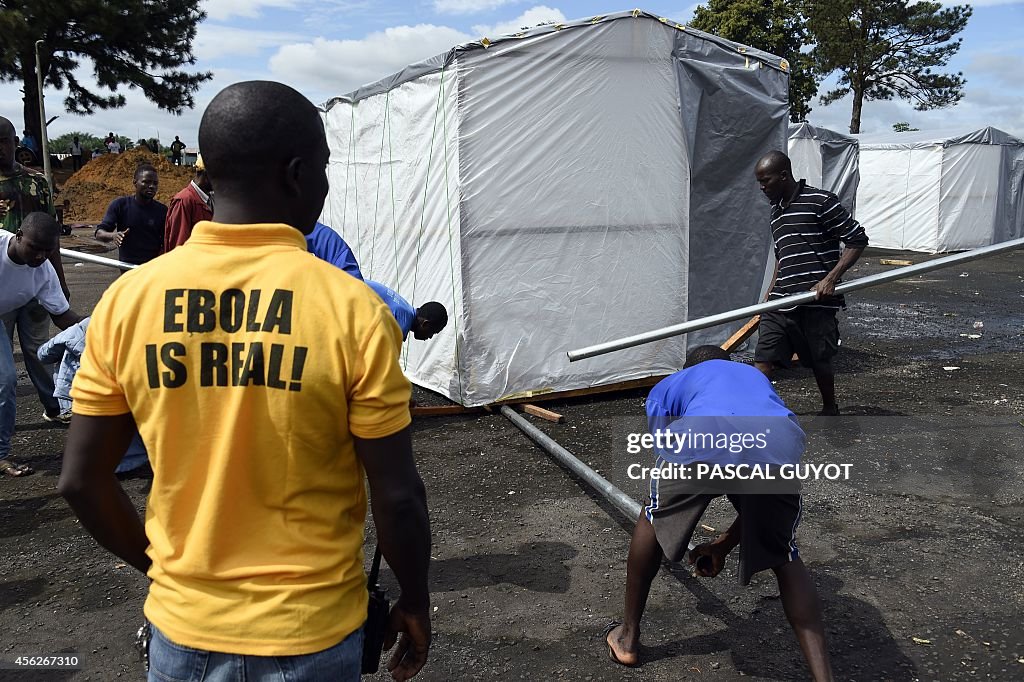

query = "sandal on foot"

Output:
[[0, 458, 35, 477], [602, 620, 639, 667]]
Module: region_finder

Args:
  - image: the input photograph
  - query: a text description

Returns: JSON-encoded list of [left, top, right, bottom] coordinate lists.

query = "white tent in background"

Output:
[[856, 127, 1024, 253], [319, 10, 789, 406], [788, 122, 860, 215]]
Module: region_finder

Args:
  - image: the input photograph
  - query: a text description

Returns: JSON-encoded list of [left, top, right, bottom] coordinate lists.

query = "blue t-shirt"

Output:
[[306, 222, 362, 280], [366, 280, 416, 338], [646, 360, 804, 466], [97, 196, 167, 265]]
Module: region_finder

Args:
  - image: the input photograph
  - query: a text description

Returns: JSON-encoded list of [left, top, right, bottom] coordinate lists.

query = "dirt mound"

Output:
[[60, 148, 194, 222]]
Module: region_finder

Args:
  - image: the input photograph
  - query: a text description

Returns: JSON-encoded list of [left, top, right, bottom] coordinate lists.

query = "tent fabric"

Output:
[[856, 127, 1024, 253], [788, 122, 860, 215], [319, 11, 789, 406]]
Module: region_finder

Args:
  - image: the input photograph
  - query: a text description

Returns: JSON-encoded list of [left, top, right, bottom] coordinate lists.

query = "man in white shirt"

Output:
[[0, 212, 82, 476], [107, 139, 121, 155]]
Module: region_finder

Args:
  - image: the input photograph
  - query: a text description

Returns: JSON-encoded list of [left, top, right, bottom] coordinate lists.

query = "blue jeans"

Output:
[[0, 328, 16, 460], [1, 301, 59, 415], [115, 432, 149, 473], [148, 625, 363, 682]]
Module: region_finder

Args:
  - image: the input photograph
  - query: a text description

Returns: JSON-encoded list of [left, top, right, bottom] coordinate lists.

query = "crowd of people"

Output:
[[0, 75, 871, 681]]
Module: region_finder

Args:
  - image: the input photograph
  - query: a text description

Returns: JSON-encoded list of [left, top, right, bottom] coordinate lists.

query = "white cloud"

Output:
[[808, 88, 1024, 138], [202, 0, 298, 21], [968, 52, 1024, 88], [433, 0, 520, 14], [195, 24, 308, 60], [471, 6, 566, 37], [268, 25, 473, 97]]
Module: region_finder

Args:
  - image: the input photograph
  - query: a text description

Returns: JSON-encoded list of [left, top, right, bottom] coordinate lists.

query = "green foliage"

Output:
[[0, 0, 212, 144], [690, 0, 819, 122], [807, 0, 971, 133], [48, 131, 103, 153], [892, 121, 919, 132]]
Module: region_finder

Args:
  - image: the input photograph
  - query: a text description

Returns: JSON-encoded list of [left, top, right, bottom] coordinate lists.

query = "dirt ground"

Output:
[[1, 241, 1022, 681]]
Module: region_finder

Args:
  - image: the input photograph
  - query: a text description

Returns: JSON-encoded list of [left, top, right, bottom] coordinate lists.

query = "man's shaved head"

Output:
[[754, 150, 796, 204], [0, 116, 14, 136], [11, 212, 60, 267], [198, 81, 329, 232], [21, 212, 61, 240], [755, 150, 792, 176]]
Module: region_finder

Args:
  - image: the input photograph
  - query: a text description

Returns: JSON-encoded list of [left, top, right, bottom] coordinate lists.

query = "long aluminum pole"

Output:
[[34, 40, 53, 199], [568, 236, 1024, 362], [501, 406, 699, 553], [60, 248, 137, 271], [501, 406, 641, 518]]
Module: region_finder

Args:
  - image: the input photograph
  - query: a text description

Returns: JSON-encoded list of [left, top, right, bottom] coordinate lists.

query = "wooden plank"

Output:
[[521, 404, 565, 423], [410, 404, 478, 417], [494, 375, 667, 405], [879, 258, 913, 266], [720, 315, 760, 352], [412, 376, 671, 416]]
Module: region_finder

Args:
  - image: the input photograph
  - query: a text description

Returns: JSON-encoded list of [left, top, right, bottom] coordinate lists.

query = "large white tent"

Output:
[[856, 127, 1024, 253], [319, 10, 789, 406], [788, 122, 859, 215]]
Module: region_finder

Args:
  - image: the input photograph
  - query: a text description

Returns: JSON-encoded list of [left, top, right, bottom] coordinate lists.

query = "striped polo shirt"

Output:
[[769, 181, 868, 311]]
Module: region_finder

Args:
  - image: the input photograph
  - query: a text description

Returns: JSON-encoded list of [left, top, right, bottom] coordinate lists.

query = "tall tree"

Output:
[[690, 0, 819, 122], [0, 0, 211, 149], [806, 0, 971, 133]]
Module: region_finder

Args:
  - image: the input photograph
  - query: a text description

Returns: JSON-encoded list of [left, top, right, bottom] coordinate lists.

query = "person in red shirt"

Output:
[[163, 155, 213, 252]]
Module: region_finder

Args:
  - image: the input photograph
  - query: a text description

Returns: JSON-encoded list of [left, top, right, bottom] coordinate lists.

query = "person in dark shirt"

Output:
[[752, 151, 868, 416], [95, 163, 167, 265]]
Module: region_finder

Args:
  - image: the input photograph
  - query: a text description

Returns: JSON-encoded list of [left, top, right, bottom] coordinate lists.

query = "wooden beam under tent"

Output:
[[521, 404, 565, 423], [721, 315, 760, 352], [410, 375, 668, 418]]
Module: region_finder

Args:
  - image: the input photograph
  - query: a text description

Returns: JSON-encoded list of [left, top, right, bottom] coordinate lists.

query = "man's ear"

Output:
[[283, 157, 303, 196]]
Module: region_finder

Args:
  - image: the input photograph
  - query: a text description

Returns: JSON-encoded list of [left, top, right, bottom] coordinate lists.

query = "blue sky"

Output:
[[2, 1, 1022, 146]]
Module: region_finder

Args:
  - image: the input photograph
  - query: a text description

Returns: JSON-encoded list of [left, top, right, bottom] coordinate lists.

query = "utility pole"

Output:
[[35, 40, 53, 199]]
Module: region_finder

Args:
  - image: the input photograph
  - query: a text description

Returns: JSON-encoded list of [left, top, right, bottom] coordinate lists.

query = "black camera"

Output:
[[362, 547, 390, 674]]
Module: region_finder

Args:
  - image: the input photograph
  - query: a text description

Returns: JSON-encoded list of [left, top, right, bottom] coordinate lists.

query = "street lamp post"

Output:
[[34, 39, 53, 198]]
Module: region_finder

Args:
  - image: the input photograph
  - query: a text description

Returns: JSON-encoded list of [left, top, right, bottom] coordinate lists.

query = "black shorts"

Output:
[[755, 308, 839, 368], [645, 473, 802, 585]]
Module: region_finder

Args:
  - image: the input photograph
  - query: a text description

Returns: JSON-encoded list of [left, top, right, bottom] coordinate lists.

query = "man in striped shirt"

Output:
[[753, 151, 868, 416]]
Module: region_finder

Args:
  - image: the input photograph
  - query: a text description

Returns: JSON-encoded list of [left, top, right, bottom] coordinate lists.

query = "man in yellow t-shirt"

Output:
[[59, 81, 431, 682]]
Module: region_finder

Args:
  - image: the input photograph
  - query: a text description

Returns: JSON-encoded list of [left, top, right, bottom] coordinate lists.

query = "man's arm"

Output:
[[355, 426, 431, 682], [813, 196, 869, 299], [94, 199, 126, 245], [58, 413, 151, 574], [764, 259, 779, 302], [813, 246, 864, 299], [50, 308, 83, 330]]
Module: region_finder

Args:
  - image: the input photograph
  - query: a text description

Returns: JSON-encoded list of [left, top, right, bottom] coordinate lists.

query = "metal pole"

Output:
[[59, 248, 137, 271], [501, 406, 641, 519], [501, 406, 699, 554], [568, 236, 1024, 362], [34, 40, 53, 199]]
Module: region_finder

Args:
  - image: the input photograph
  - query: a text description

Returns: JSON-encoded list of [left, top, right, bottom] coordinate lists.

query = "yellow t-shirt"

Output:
[[71, 222, 411, 655]]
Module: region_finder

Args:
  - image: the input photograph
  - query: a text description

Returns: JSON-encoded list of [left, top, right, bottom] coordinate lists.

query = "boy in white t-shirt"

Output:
[[0, 212, 82, 476]]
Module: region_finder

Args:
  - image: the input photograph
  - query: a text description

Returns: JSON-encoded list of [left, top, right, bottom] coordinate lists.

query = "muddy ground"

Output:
[[1, 240, 1022, 681]]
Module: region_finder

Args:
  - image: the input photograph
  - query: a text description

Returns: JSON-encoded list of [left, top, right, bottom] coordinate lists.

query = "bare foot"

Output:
[[604, 622, 639, 667]]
